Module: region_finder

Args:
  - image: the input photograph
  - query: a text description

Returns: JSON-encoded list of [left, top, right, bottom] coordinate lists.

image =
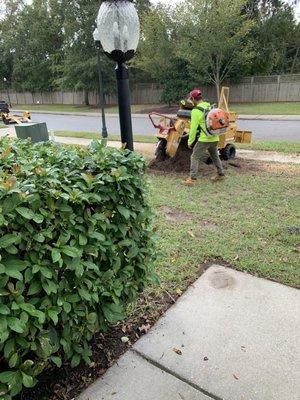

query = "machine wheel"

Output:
[[220, 144, 236, 160], [155, 139, 167, 161], [2, 116, 9, 125]]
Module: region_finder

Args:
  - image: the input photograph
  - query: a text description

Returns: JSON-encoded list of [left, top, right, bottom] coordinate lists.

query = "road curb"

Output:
[[11, 110, 152, 119], [11, 109, 300, 121]]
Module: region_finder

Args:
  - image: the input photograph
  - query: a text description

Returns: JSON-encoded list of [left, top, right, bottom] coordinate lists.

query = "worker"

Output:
[[183, 89, 225, 185]]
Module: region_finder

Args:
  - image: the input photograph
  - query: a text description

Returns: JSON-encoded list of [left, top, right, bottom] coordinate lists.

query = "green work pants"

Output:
[[190, 141, 224, 179]]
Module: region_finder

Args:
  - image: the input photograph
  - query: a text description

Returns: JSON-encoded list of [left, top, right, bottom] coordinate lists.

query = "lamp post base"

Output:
[[116, 63, 134, 151]]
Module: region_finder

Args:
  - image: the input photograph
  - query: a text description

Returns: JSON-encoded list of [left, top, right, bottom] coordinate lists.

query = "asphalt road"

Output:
[[31, 113, 300, 142]]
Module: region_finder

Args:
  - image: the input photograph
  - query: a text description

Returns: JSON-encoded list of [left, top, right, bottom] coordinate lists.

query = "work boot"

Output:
[[182, 177, 197, 186], [211, 174, 225, 182]]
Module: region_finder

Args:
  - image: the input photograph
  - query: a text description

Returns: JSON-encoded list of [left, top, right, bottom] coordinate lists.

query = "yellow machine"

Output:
[[1, 111, 31, 125], [149, 87, 252, 161]]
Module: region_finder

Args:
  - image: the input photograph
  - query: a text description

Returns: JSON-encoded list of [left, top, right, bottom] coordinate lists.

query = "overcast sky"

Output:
[[151, 0, 299, 19], [20, 0, 300, 20]]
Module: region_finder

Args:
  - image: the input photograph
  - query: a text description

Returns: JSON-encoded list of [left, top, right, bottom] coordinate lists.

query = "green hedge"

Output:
[[0, 138, 156, 399]]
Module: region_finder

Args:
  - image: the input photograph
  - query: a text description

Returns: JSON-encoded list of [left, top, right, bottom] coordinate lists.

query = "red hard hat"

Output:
[[190, 89, 202, 100]]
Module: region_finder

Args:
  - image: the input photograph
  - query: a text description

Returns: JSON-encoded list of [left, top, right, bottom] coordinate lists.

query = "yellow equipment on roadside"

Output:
[[1, 111, 31, 125], [149, 87, 252, 161], [0, 100, 31, 126]]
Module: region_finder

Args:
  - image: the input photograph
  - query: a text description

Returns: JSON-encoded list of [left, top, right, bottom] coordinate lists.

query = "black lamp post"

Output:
[[93, 28, 108, 139], [96, 0, 140, 151], [3, 78, 11, 108]]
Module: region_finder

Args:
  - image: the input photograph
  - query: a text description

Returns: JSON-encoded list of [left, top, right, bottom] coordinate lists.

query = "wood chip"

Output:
[[173, 348, 182, 355]]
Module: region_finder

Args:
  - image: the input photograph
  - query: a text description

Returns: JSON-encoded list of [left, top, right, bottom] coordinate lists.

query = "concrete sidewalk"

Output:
[[56, 136, 300, 164], [1, 128, 299, 163], [79, 266, 300, 400], [11, 108, 300, 121]]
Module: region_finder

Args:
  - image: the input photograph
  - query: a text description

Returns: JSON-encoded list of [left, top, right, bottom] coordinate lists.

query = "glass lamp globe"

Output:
[[96, 0, 140, 63], [93, 27, 101, 43]]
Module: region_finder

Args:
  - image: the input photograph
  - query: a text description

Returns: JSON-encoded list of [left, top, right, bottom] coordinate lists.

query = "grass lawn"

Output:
[[237, 141, 300, 154], [54, 130, 157, 144], [12, 104, 157, 114], [139, 163, 299, 317], [12, 102, 300, 115], [230, 102, 300, 115], [54, 131, 300, 154]]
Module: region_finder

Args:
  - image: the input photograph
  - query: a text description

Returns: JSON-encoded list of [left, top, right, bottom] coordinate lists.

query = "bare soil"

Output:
[[159, 206, 193, 222], [148, 142, 299, 176]]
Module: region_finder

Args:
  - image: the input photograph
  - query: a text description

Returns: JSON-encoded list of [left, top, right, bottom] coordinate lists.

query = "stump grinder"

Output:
[[0, 101, 31, 125], [149, 87, 252, 161]]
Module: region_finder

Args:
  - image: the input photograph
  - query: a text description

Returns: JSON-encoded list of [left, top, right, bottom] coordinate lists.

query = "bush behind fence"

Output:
[[0, 75, 299, 106]]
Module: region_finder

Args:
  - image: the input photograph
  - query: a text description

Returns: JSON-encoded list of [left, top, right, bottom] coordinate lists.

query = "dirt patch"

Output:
[[159, 206, 193, 222], [148, 146, 299, 176], [288, 227, 300, 235], [199, 220, 220, 232]]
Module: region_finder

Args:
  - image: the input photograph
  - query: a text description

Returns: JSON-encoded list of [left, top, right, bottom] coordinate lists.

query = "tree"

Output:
[[244, 0, 298, 75], [0, 0, 64, 92], [133, 0, 151, 14], [134, 6, 193, 103], [56, 0, 116, 105], [175, 0, 256, 98], [0, 0, 25, 85], [134, 7, 174, 82], [289, 23, 300, 73], [11, 0, 64, 92]]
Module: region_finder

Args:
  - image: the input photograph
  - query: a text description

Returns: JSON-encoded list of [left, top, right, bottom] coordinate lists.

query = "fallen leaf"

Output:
[[98, 368, 106, 375], [175, 288, 183, 296], [139, 324, 151, 334], [173, 348, 182, 355], [188, 230, 195, 238], [121, 336, 129, 343]]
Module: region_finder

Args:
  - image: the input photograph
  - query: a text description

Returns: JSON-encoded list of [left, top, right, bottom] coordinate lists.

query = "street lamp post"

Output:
[[3, 78, 11, 108], [93, 28, 108, 139], [96, 0, 140, 151]]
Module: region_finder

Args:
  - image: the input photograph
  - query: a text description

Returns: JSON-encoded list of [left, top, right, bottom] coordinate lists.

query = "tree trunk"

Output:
[[291, 46, 299, 74], [84, 90, 89, 106], [215, 80, 220, 103]]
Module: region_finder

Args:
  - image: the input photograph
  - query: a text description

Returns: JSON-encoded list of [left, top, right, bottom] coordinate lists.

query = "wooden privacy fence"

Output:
[[0, 74, 299, 105]]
